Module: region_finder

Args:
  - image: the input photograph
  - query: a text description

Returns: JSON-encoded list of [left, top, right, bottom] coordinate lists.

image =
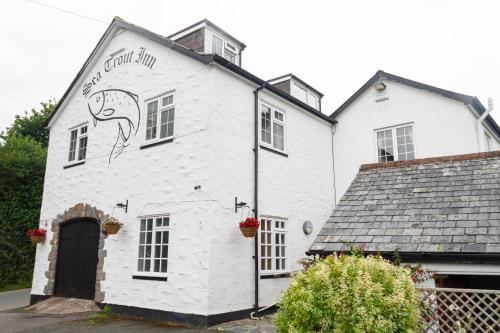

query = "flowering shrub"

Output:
[[26, 228, 47, 237], [102, 217, 122, 226], [239, 217, 260, 228], [275, 254, 422, 333]]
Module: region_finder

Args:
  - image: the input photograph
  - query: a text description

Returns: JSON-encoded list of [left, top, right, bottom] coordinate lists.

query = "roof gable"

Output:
[[46, 17, 333, 127], [331, 70, 500, 138], [310, 151, 500, 262]]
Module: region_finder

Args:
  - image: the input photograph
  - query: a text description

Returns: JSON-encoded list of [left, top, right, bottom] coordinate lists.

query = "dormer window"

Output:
[[268, 74, 323, 111], [210, 32, 238, 65], [168, 19, 245, 67]]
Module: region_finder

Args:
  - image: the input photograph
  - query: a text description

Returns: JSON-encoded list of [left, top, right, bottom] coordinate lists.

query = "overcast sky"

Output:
[[1, 0, 499, 132]]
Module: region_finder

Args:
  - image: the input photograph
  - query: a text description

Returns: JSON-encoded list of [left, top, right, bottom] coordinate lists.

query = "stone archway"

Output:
[[44, 203, 109, 302]]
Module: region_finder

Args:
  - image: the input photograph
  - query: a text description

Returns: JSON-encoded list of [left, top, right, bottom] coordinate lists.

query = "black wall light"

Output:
[[116, 200, 128, 213]]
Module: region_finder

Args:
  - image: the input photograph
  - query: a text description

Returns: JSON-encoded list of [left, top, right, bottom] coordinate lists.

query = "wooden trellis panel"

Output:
[[420, 287, 500, 333]]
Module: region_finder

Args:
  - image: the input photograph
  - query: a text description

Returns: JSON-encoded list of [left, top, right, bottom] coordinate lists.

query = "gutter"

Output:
[[252, 83, 266, 318], [471, 97, 494, 151]]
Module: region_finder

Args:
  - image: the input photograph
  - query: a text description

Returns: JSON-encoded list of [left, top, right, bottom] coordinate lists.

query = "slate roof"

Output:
[[330, 70, 500, 139], [309, 151, 500, 263]]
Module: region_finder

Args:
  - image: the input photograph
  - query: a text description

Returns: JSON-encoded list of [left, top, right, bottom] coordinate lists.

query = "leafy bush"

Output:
[[275, 254, 421, 333]]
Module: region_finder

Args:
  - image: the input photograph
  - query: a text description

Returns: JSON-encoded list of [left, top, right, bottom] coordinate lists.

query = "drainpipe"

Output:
[[474, 97, 493, 152], [252, 83, 265, 318], [331, 123, 337, 205]]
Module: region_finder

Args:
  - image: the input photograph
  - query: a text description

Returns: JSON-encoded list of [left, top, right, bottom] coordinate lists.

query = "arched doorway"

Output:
[[54, 218, 100, 300]]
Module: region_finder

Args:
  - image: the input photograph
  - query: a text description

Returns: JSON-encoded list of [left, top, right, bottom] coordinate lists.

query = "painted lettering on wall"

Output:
[[82, 46, 156, 98]]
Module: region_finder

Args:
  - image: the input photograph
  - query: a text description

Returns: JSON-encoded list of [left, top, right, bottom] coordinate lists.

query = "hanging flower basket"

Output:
[[102, 217, 123, 235], [239, 217, 260, 238], [27, 228, 47, 244]]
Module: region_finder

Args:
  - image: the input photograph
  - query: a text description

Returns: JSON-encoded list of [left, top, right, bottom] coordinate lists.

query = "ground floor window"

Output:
[[137, 215, 170, 276], [260, 217, 287, 273]]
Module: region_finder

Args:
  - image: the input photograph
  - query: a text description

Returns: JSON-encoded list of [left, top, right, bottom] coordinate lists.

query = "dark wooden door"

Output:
[[55, 219, 100, 300]]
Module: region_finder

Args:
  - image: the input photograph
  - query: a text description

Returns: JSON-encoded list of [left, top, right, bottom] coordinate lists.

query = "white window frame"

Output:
[[291, 82, 319, 109], [210, 32, 239, 65], [143, 91, 175, 145], [260, 102, 287, 152], [67, 123, 88, 164], [135, 214, 171, 278], [374, 123, 416, 163], [259, 217, 287, 274]]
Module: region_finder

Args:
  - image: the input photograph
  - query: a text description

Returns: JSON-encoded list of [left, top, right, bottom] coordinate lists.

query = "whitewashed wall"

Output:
[[32, 29, 217, 316], [32, 27, 335, 318], [332, 80, 500, 201], [205, 68, 335, 314]]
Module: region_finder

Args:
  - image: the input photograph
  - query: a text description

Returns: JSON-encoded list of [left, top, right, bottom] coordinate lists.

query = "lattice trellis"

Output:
[[420, 287, 500, 333]]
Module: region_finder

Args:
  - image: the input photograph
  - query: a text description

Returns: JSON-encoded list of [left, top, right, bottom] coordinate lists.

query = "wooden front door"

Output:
[[55, 219, 100, 300]]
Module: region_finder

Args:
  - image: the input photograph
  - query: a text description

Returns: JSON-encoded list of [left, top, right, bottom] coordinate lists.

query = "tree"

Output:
[[0, 101, 52, 290], [2, 100, 55, 148]]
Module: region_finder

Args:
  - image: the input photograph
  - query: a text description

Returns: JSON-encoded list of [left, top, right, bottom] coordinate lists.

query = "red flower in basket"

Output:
[[27, 228, 47, 244], [239, 217, 260, 238]]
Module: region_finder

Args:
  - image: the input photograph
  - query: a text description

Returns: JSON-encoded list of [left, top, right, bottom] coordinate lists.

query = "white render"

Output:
[[332, 79, 500, 201], [32, 26, 334, 317]]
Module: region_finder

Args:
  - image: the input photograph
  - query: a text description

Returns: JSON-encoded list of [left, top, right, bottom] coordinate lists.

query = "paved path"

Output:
[[0, 289, 31, 312], [0, 309, 277, 333]]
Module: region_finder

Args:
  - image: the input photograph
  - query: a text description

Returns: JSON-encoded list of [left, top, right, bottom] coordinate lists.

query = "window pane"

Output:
[[68, 129, 78, 161], [212, 35, 223, 55], [154, 259, 160, 272], [377, 129, 394, 163], [162, 245, 168, 259], [139, 246, 144, 257], [137, 259, 144, 272], [139, 233, 145, 244], [146, 101, 158, 140], [261, 106, 272, 144], [145, 246, 151, 258], [156, 218, 162, 227], [146, 232, 152, 244], [163, 231, 169, 244], [160, 260, 168, 273], [163, 217, 169, 227], [162, 95, 173, 106], [155, 245, 161, 258], [273, 123, 284, 150], [155, 231, 162, 244], [147, 219, 153, 230], [396, 126, 414, 161], [144, 259, 150, 272]]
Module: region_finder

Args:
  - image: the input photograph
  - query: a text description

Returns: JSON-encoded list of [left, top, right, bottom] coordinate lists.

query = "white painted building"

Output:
[[30, 18, 500, 326], [331, 70, 500, 201], [30, 18, 334, 326]]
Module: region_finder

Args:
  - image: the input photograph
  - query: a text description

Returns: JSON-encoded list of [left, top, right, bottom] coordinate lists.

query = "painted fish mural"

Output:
[[88, 89, 140, 163]]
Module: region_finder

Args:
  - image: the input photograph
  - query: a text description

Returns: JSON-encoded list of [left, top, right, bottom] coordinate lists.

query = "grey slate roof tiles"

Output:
[[310, 151, 500, 255]]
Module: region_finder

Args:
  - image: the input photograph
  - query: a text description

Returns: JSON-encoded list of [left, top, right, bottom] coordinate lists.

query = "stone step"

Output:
[[27, 296, 100, 314]]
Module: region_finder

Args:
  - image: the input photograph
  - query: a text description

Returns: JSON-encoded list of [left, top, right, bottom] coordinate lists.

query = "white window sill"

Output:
[[259, 144, 288, 157], [140, 137, 174, 150], [260, 272, 290, 279], [132, 273, 168, 281], [63, 160, 86, 169]]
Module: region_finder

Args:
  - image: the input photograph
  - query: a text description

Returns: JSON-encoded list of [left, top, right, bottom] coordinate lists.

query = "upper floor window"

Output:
[[291, 83, 319, 110], [137, 216, 170, 276], [261, 104, 285, 151], [376, 124, 415, 162], [260, 218, 287, 273], [68, 124, 88, 162], [145, 93, 175, 142], [210, 32, 238, 65], [485, 132, 492, 152]]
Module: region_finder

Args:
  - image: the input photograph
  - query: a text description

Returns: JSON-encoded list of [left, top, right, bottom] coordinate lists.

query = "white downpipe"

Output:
[[474, 97, 493, 152]]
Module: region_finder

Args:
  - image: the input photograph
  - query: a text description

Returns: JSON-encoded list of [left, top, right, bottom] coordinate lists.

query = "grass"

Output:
[[87, 305, 112, 324], [0, 279, 31, 292]]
